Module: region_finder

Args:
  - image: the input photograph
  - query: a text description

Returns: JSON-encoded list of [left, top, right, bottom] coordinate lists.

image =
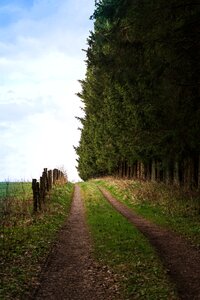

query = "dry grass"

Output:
[[96, 177, 200, 217]]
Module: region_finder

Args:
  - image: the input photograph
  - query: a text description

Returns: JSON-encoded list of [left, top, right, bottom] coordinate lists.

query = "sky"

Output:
[[0, 0, 95, 182]]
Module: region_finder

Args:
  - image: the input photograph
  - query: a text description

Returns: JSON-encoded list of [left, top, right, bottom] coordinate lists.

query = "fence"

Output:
[[32, 168, 67, 212]]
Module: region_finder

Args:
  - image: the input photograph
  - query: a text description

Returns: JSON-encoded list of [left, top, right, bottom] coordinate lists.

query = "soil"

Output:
[[99, 187, 200, 300], [32, 185, 121, 300], [32, 184, 200, 300]]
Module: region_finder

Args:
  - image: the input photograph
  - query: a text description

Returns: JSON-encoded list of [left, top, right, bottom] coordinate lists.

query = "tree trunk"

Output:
[[120, 161, 124, 178], [128, 165, 131, 179], [173, 161, 179, 186], [130, 164, 134, 178], [137, 161, 141, 179], [165, 163, 170, 185], [182, 158, 193, 188], [134, 161, 137, 179], [151, 160, 156, 181], [124, 161, 127, 177], [140, 162, 145, 180], [157, 161, 160, 181], [198, 155, 200, 189]]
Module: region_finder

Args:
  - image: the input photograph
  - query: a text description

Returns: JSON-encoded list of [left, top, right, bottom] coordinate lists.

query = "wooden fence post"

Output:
[[48, 170, 52, 190], [32, 179, 38, 212], [43, 168, 48, 192], [53, 169, 58, 184], [40, 176, 45, 203], [32, 167, 67, 212], [36, 181, 41, 210]]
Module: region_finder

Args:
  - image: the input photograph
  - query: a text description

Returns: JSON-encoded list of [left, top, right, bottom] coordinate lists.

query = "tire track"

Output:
[[33, 185, 121, 300], [99, 187, 200, 300]]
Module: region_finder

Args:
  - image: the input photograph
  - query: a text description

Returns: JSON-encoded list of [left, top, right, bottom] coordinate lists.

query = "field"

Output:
[[0, 181, 32, 202], [0, 181, 33, 227]]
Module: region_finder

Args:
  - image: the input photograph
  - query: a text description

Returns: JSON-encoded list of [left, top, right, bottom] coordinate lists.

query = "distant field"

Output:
[[0, 181, 32, 200], [0, 182, 33, 226]]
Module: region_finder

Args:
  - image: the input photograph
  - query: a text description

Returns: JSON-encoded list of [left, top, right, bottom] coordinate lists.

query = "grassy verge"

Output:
[[80, 182, 178, 300], [94, 178, 200, 248], [1, 182, 74, 299]]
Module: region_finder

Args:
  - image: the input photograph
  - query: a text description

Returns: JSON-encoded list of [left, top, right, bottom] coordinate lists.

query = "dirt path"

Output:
[[99, 187, 200, 300], [33, 185, 121, 300]]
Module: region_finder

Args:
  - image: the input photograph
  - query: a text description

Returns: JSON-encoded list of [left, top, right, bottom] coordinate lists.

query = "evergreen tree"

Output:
[[76, 0, 200, 185]]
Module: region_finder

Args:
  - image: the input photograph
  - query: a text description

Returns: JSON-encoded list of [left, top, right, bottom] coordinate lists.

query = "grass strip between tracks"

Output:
[[80, 182, 178, 300]]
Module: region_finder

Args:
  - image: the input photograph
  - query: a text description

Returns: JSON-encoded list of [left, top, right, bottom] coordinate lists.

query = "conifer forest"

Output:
[[76, 0, 200, 187]]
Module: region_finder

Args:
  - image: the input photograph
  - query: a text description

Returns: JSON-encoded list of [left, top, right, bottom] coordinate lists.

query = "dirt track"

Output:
[[32, 184, 200, 300], [99, 187, 200, 300], [33, 185, 121, 300]]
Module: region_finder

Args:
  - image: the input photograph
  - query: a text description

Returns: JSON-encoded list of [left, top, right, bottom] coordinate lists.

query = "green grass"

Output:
[[80, 182, 178, 300], [94, 178, 200, 248], [0, 181, 32, 200], [1, 182, 74, 300], [0, 182, 33, 227]]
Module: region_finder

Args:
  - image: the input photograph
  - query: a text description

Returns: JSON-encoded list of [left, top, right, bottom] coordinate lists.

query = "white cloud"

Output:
[[0, 0, 94, 181]]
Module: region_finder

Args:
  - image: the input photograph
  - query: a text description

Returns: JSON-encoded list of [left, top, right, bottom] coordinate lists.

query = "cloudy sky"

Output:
[[0, 0, 94, 182]]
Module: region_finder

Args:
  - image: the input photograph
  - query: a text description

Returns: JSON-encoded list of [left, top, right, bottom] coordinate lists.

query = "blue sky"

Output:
[[0, 0, 94, 181]]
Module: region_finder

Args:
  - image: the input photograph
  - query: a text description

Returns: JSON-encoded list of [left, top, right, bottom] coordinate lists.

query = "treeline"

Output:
[[76, 0, 200, 188]]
